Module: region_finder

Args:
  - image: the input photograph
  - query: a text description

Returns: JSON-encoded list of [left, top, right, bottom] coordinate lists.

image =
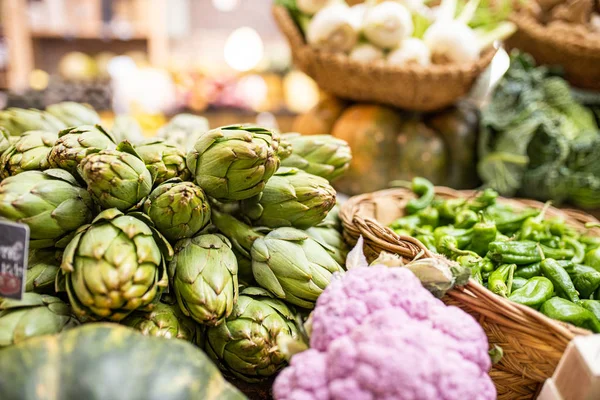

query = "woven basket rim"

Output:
[[272, 5, 497, 79], [511, 12, 600, 55], [340, 186, 597, 341]]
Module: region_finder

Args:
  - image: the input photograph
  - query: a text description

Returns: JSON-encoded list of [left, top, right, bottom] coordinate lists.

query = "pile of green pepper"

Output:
[[389, 177, 600, 333]]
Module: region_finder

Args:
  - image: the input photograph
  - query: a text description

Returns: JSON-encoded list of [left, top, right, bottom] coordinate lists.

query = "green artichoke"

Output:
[[205, 286, 299, 382], [46, 102, 101, 127], [280, 133, 352, 181], [121, 302, 203, 343], [111, 114, 145, 144], [26, 248, 62, 294], [306, 225, 348, 266], [143, 179, 211, 242], [78, 142, 153, 211], [212, 210, 344, 309], [0, 130, 57, 178], [60, 208, 172, 321], [0, 169, 95, 248], [135, 138, 191, 184], [240, 167, 336, 229], [0, 108, 66, 136], [47, 124, 117, 176], [0, 127, 11, 154], [0, 293, 77, 348], [169, 234, 238, 326], [186, 125, 281, 201], [158, 113, 209, 151]]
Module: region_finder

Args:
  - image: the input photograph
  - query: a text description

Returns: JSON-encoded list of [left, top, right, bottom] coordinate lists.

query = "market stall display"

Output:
[[340, 181, 598, 398], [273, 0, 516, 110]]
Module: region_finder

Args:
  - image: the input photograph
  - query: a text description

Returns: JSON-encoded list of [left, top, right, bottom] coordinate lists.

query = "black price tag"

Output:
[[0, 220, 29, 299]]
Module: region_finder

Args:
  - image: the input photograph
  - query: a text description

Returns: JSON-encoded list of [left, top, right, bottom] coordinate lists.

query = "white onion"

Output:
[[348, 4, 367, 31], [362, 1, 414, 49], [297, 0, 334, 16], [423, 21, 479, 64], [349, 43, 385, 63], [387, 38, 431, 66], [306, 4, 358, 53]]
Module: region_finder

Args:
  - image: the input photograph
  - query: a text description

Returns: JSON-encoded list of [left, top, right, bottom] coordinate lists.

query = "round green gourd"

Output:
[[0, 323, 246, 400]]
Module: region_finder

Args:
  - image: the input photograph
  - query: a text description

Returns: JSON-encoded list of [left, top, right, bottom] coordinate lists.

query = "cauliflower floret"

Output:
[[275, 266, 495, 400]]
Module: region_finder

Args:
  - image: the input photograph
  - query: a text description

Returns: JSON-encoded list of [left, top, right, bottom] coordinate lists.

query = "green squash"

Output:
[[0, 323, 246, 400]]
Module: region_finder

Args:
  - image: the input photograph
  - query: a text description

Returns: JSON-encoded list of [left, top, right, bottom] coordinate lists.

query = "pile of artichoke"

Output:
[[0, 103, 352, 384]]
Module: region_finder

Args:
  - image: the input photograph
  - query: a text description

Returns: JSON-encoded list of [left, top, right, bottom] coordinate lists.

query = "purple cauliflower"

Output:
[[273, 266, 495, 400]]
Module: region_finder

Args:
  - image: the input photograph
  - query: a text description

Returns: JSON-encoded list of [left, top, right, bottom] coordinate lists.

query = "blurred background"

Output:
[[0, 0, 319, 133]]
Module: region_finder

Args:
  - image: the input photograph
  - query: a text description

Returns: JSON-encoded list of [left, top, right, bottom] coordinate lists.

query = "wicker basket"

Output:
[[506, 13, 600, 90], [272, 6, 496, 112], [340, 186, 598, 399]]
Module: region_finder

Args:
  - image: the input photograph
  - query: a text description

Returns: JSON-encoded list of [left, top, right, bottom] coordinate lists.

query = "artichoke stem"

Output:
[[211, 209, 263, 252]]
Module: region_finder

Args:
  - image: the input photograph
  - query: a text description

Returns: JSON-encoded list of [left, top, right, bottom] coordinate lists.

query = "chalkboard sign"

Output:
[[0, 220, 29, 299]]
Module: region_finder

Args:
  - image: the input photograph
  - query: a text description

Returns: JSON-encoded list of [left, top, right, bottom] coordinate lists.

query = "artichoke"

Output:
[[306, 224, 349, 266], [135, 138, 191, 184], [0, 130, 57, 178], [60, 208, 172, 321], [78, 142, 153, 211], [158, 113, 209, 151], [0, 293, 77, 348], [240, 167, 336, 229], [121, 302, 203, 343], [212, 210, 344, 309], [143, 179, 211, 242], [26, 248, 62, 294], [0, 108, 66, 136], [186, 125, 281, 202], [46, 102, 101, 127], [205, 286, 299, 382], [111, 114, 145, 144], [0, 127, 11, 154], [47, 124, 117, 176], [169, 234, 238, 326], [280, 133, 352, 181], [0, 169, 95, 248]]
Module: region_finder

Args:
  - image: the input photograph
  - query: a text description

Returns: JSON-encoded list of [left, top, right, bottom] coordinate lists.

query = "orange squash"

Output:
[[292, 96, 348, 135]]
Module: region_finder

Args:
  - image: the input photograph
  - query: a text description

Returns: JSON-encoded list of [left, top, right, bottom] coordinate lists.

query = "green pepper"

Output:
[[540, 258, 580, 303], [485, 205, 540, 234], [469, 217, 497, 256], [467, 188, 498, 211], [581, 235, 600, 250], [511, 276, 528, 292], [584, 247, 600, 272], [508, 277, 554, 309], [562, 237, 586, 264], [519, 202, 551, 242], [405, 177, 435, 215], [437, 198, 467, 220], [548, 218, 578, 238], [436, 236, 475, 259], [416, 234, 437, 253], [495, 232, 510, 242], [568, 265, 600, 299], [540, 297, 600, 333], [455, 209, 478, 229], [433, 226, 472, 249], [487, 241, 575, 265], [540, 236, 561, 249], [514, 263, 541, 279], [488, 263, 515, 297], [416, 207, 439, 228], [389, 214, 421, 232], [580, 300, 600, 322], [480, 258, 495, 273]]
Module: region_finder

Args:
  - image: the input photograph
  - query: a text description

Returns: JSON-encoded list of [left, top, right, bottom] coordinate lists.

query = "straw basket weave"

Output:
[[272, 6, 496, 112], [506, 13, 600, 90], [340, 186, 598, 399]]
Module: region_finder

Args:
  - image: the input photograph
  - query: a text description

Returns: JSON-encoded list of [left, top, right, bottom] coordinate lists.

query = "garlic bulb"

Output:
[[387, 38, 431, 66], [423, 21, 479, 64], [307, 4, 359, 53], [362, 1, 414, 49], [297, 0, 334, 16], [350, 43, 386, 63]]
